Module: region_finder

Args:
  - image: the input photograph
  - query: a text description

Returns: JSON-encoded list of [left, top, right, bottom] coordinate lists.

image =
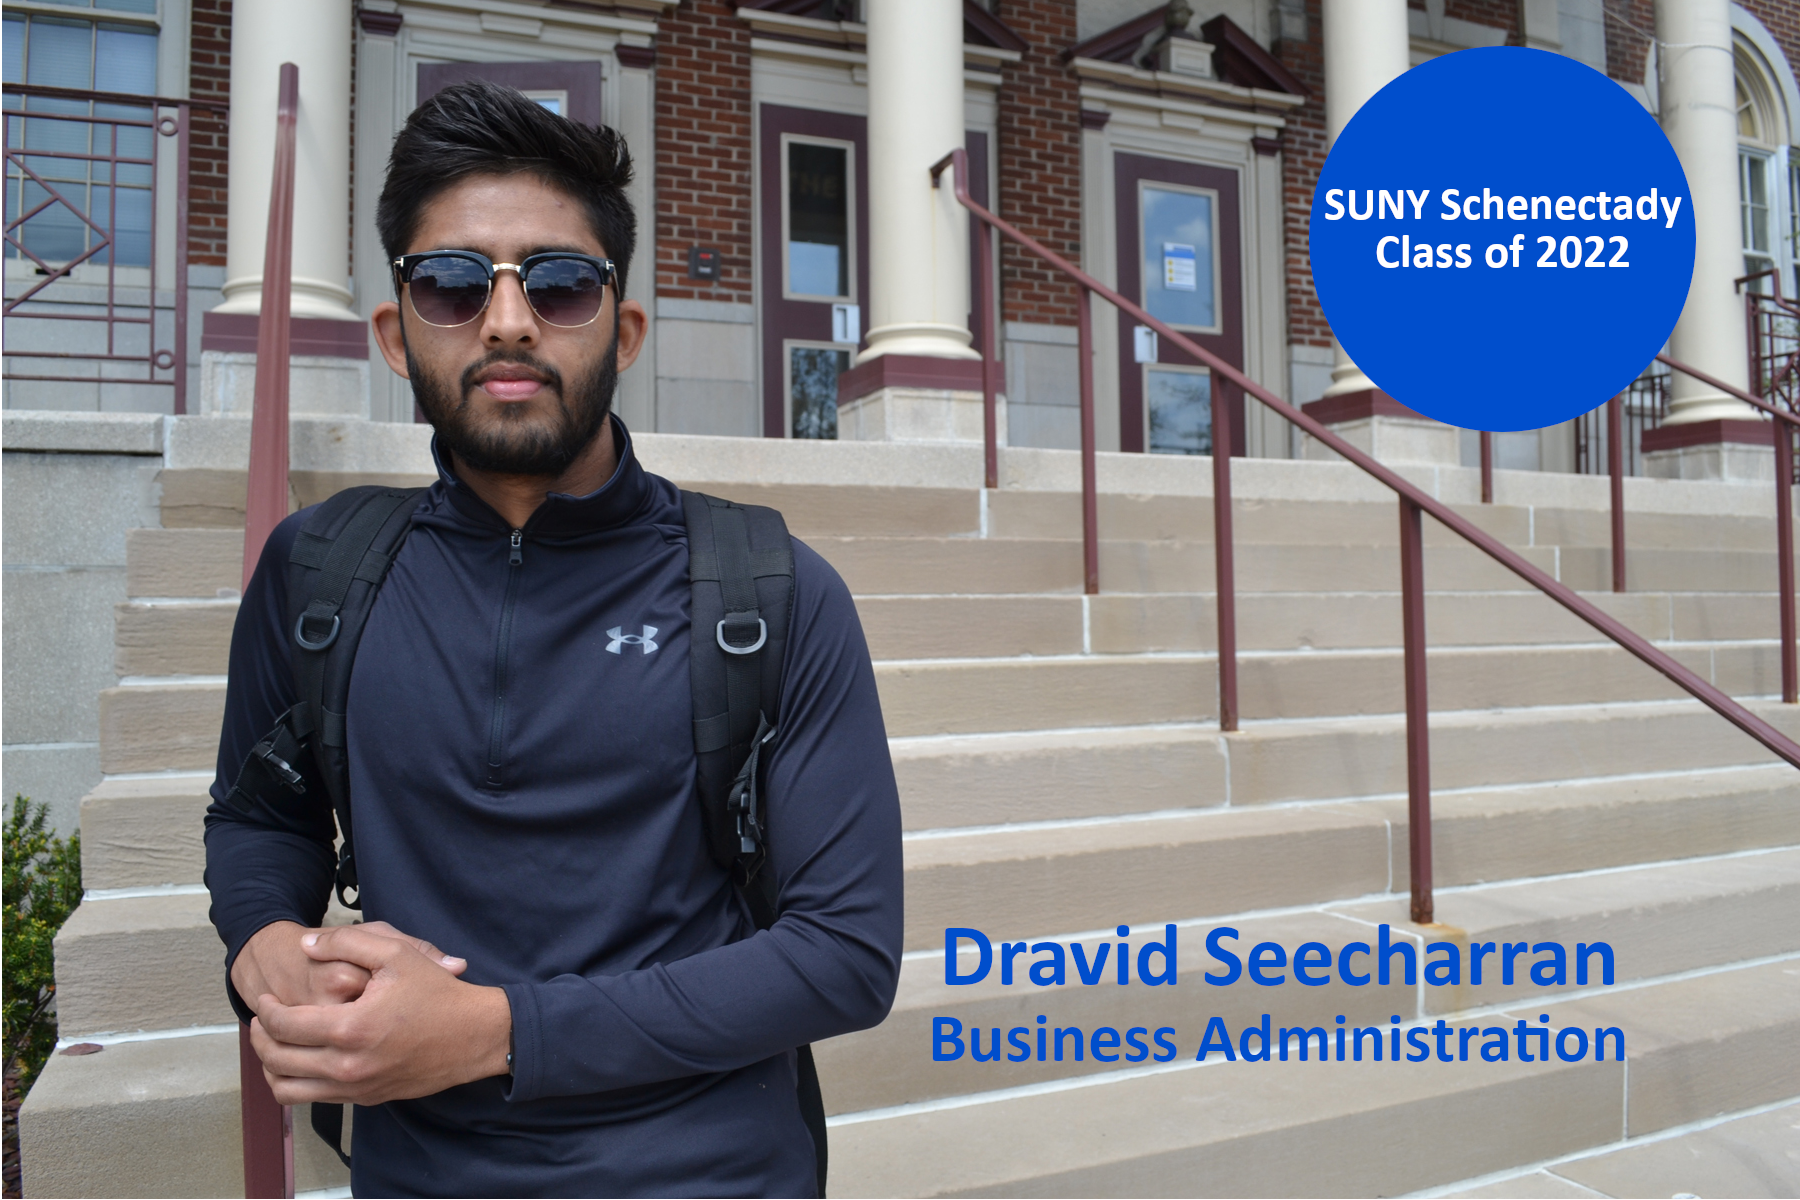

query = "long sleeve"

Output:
[[500, 541, 904, 1102], [202, 512, 338, 1023]]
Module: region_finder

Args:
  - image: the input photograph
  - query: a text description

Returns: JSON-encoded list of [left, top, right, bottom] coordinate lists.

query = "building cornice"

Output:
[[1078, 82, 1289, 133], [380, 0, 659, 39], [1071, 56, 1306, 115]]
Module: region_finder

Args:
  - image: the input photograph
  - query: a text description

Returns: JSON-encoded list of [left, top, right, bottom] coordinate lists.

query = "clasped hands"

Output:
[[232, 919, 513, 1106]]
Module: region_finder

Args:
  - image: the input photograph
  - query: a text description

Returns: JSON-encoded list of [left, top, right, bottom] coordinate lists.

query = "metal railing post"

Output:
[[1077, 287, 1099, 595], [239, 63, 300, 1200], [1213, 375, 1239, 732], [1479, 431, 1493, 504], [1608, 394, 1626, 593], [172, 101, 191, 415], [239, 1024, 294, 1198], [975, 213, 998, 492], [1399, 497, 1433, 923], [241, 64, 299, 591], [1779, 423, 1797, 703]]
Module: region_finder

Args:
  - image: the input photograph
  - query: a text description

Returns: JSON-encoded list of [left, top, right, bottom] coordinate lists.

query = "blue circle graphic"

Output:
[[1309, 48, 1694, 432]]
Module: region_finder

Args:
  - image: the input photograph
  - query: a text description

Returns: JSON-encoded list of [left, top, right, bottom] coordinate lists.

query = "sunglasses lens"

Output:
[[408, 256, 490, 326], [524, 258, 608, 327]]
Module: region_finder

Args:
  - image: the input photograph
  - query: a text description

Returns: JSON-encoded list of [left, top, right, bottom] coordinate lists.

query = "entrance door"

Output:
[[1114, 154, 1245, 455], [758, 105, 869, 438]]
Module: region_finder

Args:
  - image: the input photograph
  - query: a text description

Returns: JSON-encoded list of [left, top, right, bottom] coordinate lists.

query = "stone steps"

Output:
[[55, 782, 1799, 1045], [79, 775, 213, 889], [18, 1031, 351, 1199], [825, 843, 1800, 1115], [811, 536, 1790, 597], [111, 586, 1784, 674], [1445, 1098, 1800, 1198], [822, 957, 1800, 1197]]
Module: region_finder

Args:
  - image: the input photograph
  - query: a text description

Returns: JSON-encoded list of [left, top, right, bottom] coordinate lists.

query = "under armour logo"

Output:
[[606, 625, 659, 655]]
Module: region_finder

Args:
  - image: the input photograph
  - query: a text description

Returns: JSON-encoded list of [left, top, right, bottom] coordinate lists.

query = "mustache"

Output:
[[457, 349, 565, 403]]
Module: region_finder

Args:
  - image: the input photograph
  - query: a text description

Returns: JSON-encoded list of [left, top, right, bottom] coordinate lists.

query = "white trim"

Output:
[[1731, 3, 1800, 145], [1070, 56, 1305, 115], [1, 1, 159, 27]]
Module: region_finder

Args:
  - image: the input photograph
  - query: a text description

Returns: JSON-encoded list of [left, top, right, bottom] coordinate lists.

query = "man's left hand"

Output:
[[250, 925, 512, 1106]]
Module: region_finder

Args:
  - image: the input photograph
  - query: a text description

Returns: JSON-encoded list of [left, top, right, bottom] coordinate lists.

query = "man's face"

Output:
[[371, 173, 646, 477]]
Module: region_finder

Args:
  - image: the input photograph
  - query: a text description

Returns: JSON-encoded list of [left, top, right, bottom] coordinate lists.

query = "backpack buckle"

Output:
[[251, 740, 306, 793], [717, 614, 767, 655]]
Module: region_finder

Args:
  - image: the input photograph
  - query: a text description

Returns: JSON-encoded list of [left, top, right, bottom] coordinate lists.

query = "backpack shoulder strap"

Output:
[[284, 485, 426, 910], [682, 490, 822, 1195], [682, 490, 794, 887]]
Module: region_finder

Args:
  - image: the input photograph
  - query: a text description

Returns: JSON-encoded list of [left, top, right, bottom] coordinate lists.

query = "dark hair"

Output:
[[376, 79, 636, 296]]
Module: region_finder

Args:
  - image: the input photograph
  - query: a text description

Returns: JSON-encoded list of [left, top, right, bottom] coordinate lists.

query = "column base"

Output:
[[1299, 388, 1461, 465], [835, 355, 1004, 443], [199, 313, 371, 418], [1641, 419, 1776, 482]]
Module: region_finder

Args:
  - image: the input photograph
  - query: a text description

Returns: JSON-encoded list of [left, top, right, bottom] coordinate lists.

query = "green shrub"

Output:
[[2, 797, 82, 1092]]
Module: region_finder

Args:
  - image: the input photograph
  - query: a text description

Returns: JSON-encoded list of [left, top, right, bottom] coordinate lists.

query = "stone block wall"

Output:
[[1, 414, 165, 836]]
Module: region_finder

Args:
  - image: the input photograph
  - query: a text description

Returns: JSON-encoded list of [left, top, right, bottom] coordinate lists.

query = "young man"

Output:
[[204, 81, 903, 1197]]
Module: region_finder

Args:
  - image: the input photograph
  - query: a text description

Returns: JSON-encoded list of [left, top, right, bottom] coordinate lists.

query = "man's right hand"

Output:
[[231, 919, 468, 1012]]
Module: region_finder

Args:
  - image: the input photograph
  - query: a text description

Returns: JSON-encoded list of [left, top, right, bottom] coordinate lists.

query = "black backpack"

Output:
[[227, 485, 828, 1193]]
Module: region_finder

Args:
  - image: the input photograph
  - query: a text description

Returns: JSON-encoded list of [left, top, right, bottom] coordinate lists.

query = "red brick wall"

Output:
[[187, 0, 231, 267], [1740, 0, 1800, 95], [653, 0, 754, 303], [1274, 0, 1331, 353], [1444, 0, 1522, 45], [993, 0, 1083, 326], [1603, 0, 1654, 86]]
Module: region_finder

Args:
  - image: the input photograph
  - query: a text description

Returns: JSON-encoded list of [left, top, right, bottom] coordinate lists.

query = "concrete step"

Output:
[[813, 535, 1789, 597], [53, 890, 359, 1039], [115, 599, 238, 677], [99, 680, 226, 774], [79, 775, 213, 889], [859, 589, 1781, 660], [1447, 1099, 1800, 1198], [1345, 845, 1800, 1016], [105, 584, 1779, 682], [127, 527, 243, 599], [1228, 699, 1800, 805], [985, 490, 1783, 554], [52, 892, 232, 1036], [826, 852, 1800, 1116], [824, 958, 1800, 1197], [18, 1030, 350, 1198], [897, 782, 1800, 954], [874, 642, 1776, 736]]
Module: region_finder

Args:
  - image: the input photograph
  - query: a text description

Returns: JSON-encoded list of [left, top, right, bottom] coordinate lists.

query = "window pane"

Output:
[[788, 142, 848, 298], [791, 346, 848, 439], [1142, 185, 1214, 329], [1147, 368, 1211, 456], [27, 17, 94, 89], [5, 18, 25, 86], [95, 26, 156, 95]]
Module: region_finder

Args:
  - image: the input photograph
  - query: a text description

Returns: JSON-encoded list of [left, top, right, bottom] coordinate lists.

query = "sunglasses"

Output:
[[392, 250, 616, 329]]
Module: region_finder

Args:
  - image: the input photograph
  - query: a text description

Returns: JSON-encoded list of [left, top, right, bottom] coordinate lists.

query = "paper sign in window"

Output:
[[1163, 243, 1197, 291]]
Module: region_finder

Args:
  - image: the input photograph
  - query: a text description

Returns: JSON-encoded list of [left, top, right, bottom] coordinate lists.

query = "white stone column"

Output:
[[859, 0, 978, 363], [1319, 0, 1410, 400], [1657, 0, 1750, 423], [214, 0, 357, 323]]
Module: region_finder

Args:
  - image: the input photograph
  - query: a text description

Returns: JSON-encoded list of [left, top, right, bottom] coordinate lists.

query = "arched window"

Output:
[[1735, 39, 1793, 293]]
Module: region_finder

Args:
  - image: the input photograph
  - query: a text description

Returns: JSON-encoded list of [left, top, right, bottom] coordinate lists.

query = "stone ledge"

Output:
[[1, 410, 164, 455]]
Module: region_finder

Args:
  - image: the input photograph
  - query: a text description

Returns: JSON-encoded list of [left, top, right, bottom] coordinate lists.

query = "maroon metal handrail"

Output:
[[932, 147, 1800, 926], [239, 63, 300, 1200], [2, 83, 223, 414]]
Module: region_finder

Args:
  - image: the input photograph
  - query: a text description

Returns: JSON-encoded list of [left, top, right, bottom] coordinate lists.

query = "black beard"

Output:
[[408, 334, 618, 477]]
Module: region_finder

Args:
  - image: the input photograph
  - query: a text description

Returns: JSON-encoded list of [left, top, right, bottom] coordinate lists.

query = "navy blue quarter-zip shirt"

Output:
[[204, 417, 903, 1198]]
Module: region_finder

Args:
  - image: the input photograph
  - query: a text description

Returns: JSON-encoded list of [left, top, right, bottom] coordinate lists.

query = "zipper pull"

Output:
[[508, 529, 523, 566]]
